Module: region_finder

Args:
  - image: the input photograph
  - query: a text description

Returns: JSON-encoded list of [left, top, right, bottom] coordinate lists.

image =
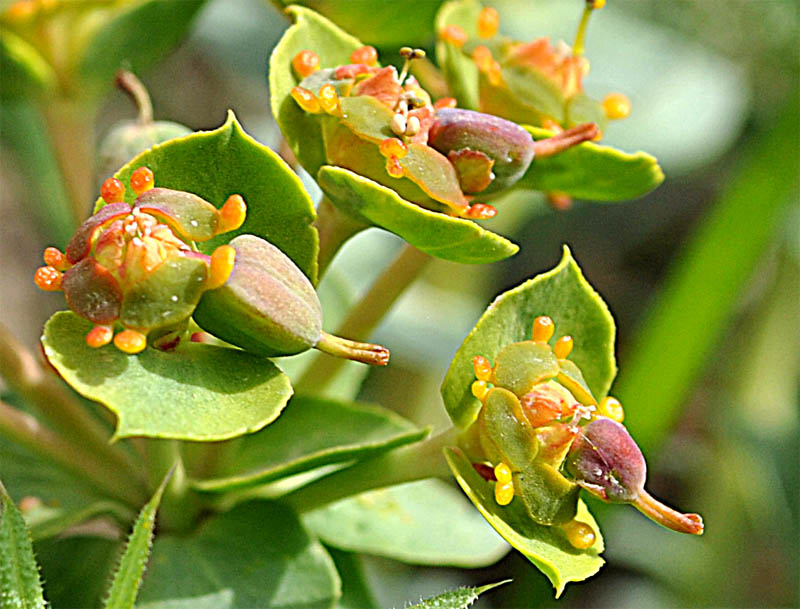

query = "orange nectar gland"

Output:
[[290, 86, 321, 114], [603, 92, 631, 120], [465, 203, 497, 219], [218, 194, 247, 233], [113, 329, 147, 354], [471, 380, 490, 402], [318, 84, 340, 115], [553, 335, 574, 359], [130, 167, 154, 196], [206, 245, 236, 291], [434, 97, 458, 110], [440, 24, 468, 48], [532, 315, 555, 343], [85, 325, 113, 348], [472, 45, 493, 73], [350, 45, 378, 66], [385, 156, 404, 178], [472, 355, 493, 381], [43, 246, 69, 271], [598, 395, 625, 422], [100, 177, 125, 203], [34, 266, 62, 291], [494, 462, 514, 505], [561, 520, 596, 549], [379, 138, 408, 159], [488, 61, 503, 86], [292, 50, 320, 78], [477, 6, 500, 39]]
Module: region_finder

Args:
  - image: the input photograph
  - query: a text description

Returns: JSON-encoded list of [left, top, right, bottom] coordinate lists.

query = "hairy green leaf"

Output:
[[445, 448, 603, 597], [105, 469, 173, 609], [42, 312, 293, 441], [441, 246, 616, 428], [96, 111, 318, 283], [192, 396, 425, 492], [137, 501, 340, 609], [0, 481, 46, 609], [405, 580, 509, 609], [318, 165, 518, 264], [304, 479, 509, 568]]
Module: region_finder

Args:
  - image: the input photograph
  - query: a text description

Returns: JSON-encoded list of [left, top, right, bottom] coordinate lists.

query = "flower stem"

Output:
[[283, 426, 458, 514], [295, 243, 431, 393], [115, 70, 153, 125], [314, 196, 367, 279]]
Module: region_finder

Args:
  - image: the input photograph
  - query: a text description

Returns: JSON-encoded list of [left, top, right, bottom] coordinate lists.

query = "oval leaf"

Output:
[[96, 111, 318, 283], [303, 479, 509, 568], [318, 165, 518, 264], [441, 246, 616, 429], [445, 447, 604, 597], [191, 396, 426, 493], [41, 312, 292, 441], [515, 126, 664, 202]]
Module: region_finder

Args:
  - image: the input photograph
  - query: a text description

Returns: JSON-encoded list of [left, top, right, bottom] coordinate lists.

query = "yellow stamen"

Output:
[[477, 6, 499, 39], [553, 335, 574, 359], [598, 395, 625, 422], [471, 380, 489, 402], [318, 84, 340, 115], [562, 519, 596, 549], [290, 86, 321, 114], [218, 194, 247, 234], [206, 245, 236, 290], [603, 92, 631, 120], [114, 329, 147, 354], [86, 325, 113, 348], [532, 315, 555, 343]]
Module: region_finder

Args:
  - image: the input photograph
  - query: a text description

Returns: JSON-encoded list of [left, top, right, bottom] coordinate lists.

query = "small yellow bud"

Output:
[[494, 462, 512, 483], [532, 315, 555, 343], [598, 395, 625, 422], [603, 92, 631, 120], [114, 329, 147, 354], [477, 7, 499, 39], [494, 480, 514, 506], [471, 380, 489, 402], [472, 355, 493, 381], [405, 115, 421, 136], [391, 113, 407, 135], [562, 520, 596, 549]]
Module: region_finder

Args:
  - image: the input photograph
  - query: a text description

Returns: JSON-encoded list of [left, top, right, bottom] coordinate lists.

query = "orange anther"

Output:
[[465, 203, 497, 219], [318, 84, 340, 115], [114, 329, 147, 354], [487, 60, 503, 86], [477, 6, 500, 39], [473, 45, 493, 72], [472, 355, 493, 381], [218, 194, 247, 234], [471, 380, 490, 402], [434, 97, 458, 110], [598, 396, 625, 422], [532, 315, 554, 342], [100, 177, 126, 203], [85, 325, 114, 348], [440, 24, 468, 48], [379, 137, 408, 159], [603, 92, 631, 120], [34, 266, 62, 291], [43, 247, 69, 271], [553, 335, 574, 359], [130, 167, 154, 195], [4, 0, 36, 22], [350, 45, 378, 66], [206, 245, 236, 290], [385, 156, 404, 178], [290, 86, 321, 113], [562, 520, 596, 549], [292, 50, 320, 78]]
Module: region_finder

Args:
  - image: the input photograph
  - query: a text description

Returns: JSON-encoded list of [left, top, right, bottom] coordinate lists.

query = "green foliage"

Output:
[[0, 30, 55, 100], [405, 580, 509, 609], [42, 312, 292, 441], [0, 481, 47, 609]]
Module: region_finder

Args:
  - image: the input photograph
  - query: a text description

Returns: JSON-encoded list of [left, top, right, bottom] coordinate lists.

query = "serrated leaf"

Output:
[[41, 312, 292, 441], [404, 580, 509, 609], [318, 165, 518, 264], [445, 448, 603, 597], [137, 501, 340, 609], [303, 479, 509, 568], [441, 246, 615, 429], [191, 396, 426, 493], [0, 481, 47, 609], [514, 126, 664, 202], [0, 29, 56, 100], [434, 0, 483, 110], [104, 469, 173, 609], [269, 5, 363, 177], [96, 111, 318, 283]]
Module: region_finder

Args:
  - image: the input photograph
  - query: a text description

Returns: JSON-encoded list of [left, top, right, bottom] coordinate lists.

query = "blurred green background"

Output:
[[1, 0, 797, 607]]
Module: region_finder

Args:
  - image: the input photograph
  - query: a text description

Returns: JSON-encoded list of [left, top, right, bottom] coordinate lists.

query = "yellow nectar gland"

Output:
[[562, 520, 596, 549], [440, 24, 468, 48], [493, 462, 515, 506], [43, 246, 69, 271], [494, 462, 512, 483], [603, 92, 631, 120], [553, 335, 574, 359], [591, 0, 606, 9], [318, 84, 340, 115], [465, 203, 497, 219], [100, 177, 126, 203], [532, 315, 555, 343], [350, 45, 378, 66], [472, 355, 493, 382], [34, 266, 62, 291], [379, 138, 408, 159], [598, 395, 625, 422], [290, 86, 321, 114], [130, 167, 155, 196], [218, 194, 247, 233], [473, 45, 493, 73], [113, 329, 147, 354], [385, 156, 404, 178], [471, 380, 490, 402], [477, 6, 500, 39], [86, 325, 113, 348], [206, 245, 236, 291], [487, 60, 503, 87], [292, 50, 320, 78]]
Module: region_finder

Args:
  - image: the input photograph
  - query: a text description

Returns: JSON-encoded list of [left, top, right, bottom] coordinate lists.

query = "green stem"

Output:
[[115, 70, 153, 125], [295, 243, 431, 393], [0, 400, 146, 506], [572, 3, 596, 57], [314, 196, 366, 279], [0, 322, 146, 486], [283, 426, 457, 514], [144, 439, 201, 533]]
